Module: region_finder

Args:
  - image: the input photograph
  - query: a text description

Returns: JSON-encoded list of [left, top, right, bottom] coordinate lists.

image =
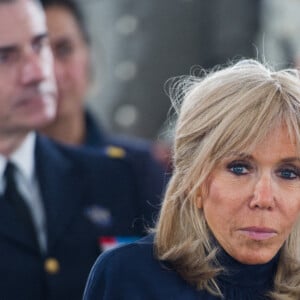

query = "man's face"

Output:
[[45, 5, 89, 119], [0, 0, 57, 137]]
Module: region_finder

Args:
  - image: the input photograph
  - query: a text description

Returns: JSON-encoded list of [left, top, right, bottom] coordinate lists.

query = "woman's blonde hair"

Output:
[[155, 59, 300, 299]]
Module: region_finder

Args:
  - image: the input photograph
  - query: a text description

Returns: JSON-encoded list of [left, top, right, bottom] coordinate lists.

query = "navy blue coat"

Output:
[[84, 110, 170, 198], [0, 135, 161, 300], [84, 235, 278, 300]]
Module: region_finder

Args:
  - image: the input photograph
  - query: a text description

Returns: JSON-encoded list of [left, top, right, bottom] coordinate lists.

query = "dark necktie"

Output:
[[3, 162, 38, 246]]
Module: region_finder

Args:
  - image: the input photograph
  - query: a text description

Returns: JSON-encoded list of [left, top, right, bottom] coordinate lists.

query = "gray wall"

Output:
[[83, 0, 260, 140]]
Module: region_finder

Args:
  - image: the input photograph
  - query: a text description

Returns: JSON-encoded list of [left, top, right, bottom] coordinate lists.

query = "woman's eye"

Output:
[[277, 168, 299, 180], [227, 162, 251, 176]]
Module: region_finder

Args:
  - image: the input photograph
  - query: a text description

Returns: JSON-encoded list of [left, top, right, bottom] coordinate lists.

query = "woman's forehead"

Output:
[[216, 128, 300, 162]]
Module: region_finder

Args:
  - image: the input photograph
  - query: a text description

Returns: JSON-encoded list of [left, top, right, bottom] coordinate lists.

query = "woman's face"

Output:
[[198, 125, 300, 264], [45, 5, 89, 118]]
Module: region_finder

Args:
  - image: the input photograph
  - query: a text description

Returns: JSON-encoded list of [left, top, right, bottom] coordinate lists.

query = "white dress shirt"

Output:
[[0, 133, 47, 252]]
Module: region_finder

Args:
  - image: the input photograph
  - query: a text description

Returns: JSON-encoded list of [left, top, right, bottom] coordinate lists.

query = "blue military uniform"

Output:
[[0, 134, 160, 300], [85, 110, 169, 228]]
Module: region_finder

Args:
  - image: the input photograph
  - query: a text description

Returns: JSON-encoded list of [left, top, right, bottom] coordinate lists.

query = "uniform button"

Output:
[[44, 258, 60, 274], [106, 146, 126, 158]]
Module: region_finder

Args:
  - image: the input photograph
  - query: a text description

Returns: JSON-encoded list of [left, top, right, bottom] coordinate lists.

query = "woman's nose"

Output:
[[249, 174, 276, 210]]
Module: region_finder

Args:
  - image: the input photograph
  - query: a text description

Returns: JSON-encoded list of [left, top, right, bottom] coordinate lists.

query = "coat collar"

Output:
[[35, 135, 86, 252]]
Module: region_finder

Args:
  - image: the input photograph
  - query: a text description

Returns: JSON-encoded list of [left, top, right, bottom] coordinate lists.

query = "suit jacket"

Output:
[[0, 134, 160, 300]]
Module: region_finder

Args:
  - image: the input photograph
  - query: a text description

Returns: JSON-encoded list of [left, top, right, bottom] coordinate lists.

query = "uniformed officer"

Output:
[[0, 0, 163, 299], [39, 0, 171, 181]]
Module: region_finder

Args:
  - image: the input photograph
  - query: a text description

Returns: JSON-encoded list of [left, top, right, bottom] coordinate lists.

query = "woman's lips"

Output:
[[239, 227, 277, 241]]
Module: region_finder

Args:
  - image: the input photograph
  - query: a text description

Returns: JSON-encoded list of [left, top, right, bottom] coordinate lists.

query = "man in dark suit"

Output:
[[0, 0, 162, 299]]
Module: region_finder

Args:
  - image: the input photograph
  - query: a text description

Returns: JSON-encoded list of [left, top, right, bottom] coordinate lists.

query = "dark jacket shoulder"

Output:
[[83, 235, 204, 300]]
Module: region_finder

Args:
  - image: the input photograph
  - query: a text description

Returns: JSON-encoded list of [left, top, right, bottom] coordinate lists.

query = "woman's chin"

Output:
[[232, 248, 277, 265]]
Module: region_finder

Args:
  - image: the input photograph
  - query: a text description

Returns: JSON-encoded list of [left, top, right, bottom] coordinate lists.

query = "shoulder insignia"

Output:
[[106, 146, 126, 158]]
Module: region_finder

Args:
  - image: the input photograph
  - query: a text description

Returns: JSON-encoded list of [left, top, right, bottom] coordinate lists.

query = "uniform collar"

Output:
[[0, 132, 36, 181]]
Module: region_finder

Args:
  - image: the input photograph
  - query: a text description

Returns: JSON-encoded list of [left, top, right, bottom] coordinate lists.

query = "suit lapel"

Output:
[[35, 135, 86, 251], [0, 194, 38, 252]]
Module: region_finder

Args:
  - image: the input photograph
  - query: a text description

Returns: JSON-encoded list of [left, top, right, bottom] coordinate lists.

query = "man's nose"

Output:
[[19, 49, 45, 85], [53, 59, 64, 86], [249, 174, 276, 210]]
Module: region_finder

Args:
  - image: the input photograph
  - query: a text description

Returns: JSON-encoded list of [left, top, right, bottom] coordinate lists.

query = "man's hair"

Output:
[[0, 0, 40, 3], [40, 0, 90, 44], [155, 59, 300, 299], [0, 0, 43, 12]]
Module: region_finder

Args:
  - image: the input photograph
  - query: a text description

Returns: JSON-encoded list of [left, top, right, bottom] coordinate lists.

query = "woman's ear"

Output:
[[197, 176, 210, 209], [196, 195, 202, 209]]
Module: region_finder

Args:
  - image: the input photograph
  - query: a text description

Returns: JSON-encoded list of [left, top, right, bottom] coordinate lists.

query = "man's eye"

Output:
[[227, 162, 251, 176], [0, 52, 9, 63], [277, 168, 299, 180], [32, 41, 43, 53], [54, 43, 73, 59], [0, 51, 17, 64], [32, 36, 49, 54]]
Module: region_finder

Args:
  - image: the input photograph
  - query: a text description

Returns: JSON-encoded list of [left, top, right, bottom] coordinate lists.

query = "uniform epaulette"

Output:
[[105, 145, 126, 159]]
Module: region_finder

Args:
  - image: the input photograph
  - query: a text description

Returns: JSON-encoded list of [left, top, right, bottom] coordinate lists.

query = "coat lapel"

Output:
[[0, 194, 38, 252], [35, 135, 86, 252]]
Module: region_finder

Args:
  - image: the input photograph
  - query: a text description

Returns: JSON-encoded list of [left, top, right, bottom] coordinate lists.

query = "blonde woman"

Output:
[[83, 60, 300, 300]]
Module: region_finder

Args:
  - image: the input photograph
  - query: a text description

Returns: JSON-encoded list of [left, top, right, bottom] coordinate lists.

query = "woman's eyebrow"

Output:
[[225, 152, 253, 160], [280, 157, 300, 163]]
